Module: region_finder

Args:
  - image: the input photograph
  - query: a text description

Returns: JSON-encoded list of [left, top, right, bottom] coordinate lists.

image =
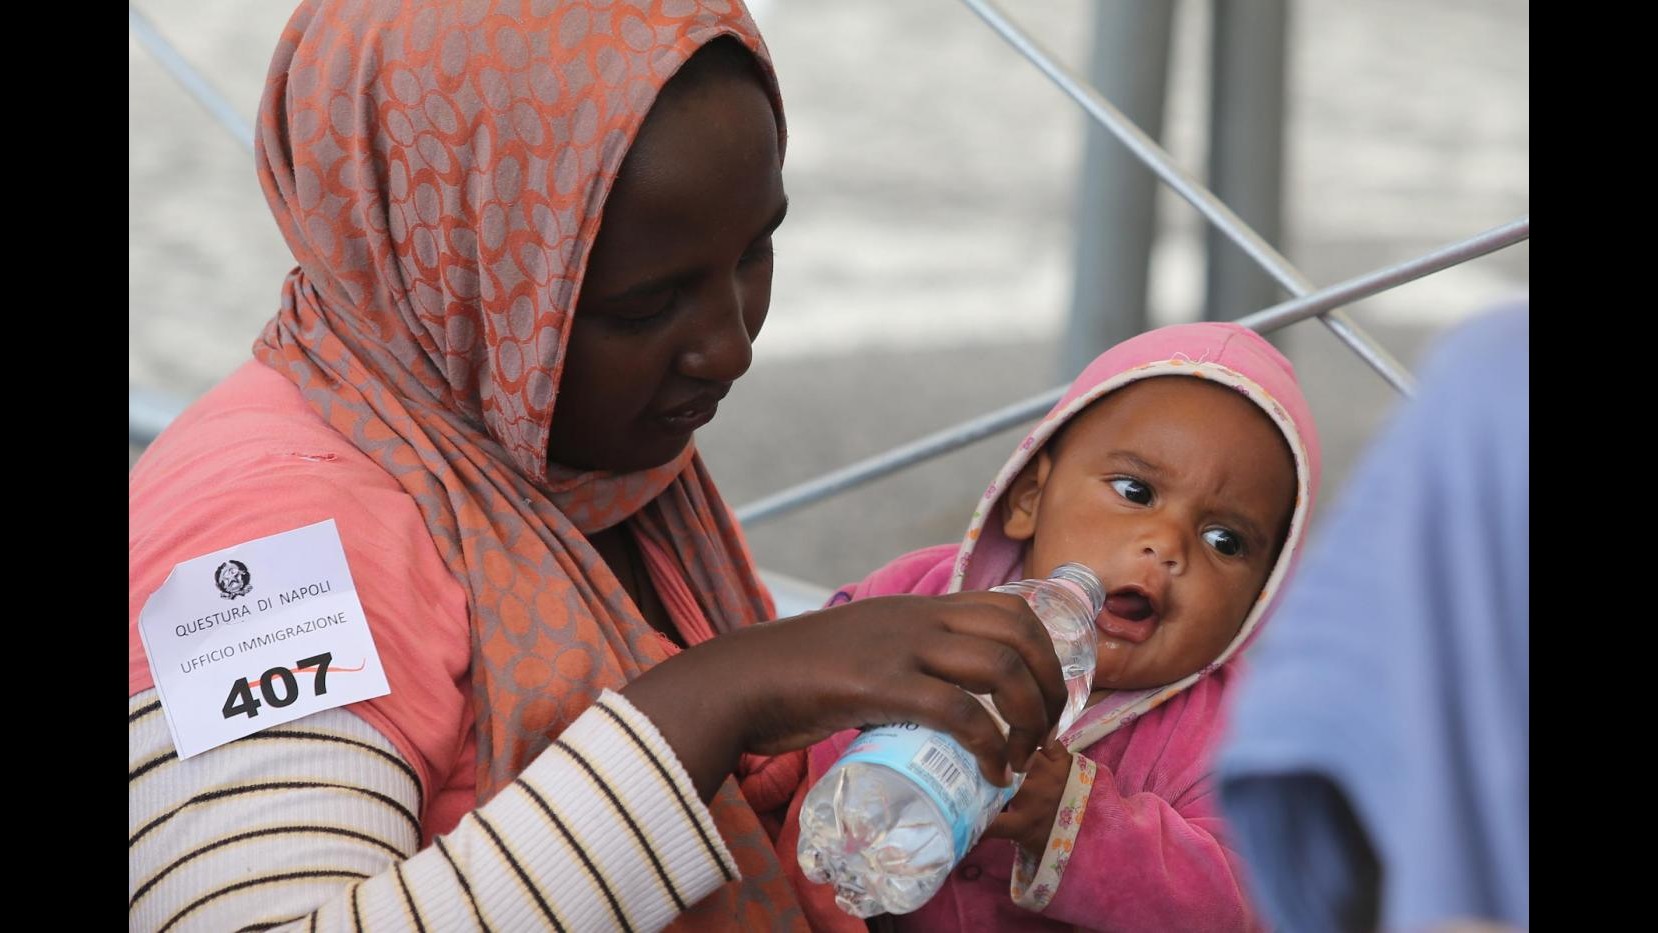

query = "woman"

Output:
[[129, 2, 1066, 930]]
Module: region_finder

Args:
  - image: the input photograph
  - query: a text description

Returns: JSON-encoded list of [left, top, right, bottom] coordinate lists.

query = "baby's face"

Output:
[[1002, 376, 1296, 690]]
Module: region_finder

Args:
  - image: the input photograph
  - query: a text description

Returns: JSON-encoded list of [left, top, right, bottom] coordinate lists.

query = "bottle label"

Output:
[[838, 724, 1015, 860]]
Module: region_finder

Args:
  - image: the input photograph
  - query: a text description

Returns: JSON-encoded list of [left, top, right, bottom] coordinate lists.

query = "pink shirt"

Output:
[[802, 546, 1263, 932], [130, 360, 478, 841]]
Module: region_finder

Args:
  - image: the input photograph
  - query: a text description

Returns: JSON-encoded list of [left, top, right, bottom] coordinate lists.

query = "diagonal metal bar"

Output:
[[133, 218, 1526, 515], [734, 388, 1066, 526], [133, 215, 1525, 509], [736, 219, 1527, 527], [126, 2, 1527, 529], [128, 3, 255, 154], [958, 0, 1416, 396], [1238, 216, 1529, 333]]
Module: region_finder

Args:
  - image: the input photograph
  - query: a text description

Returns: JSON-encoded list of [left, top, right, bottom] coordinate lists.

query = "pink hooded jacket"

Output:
[[790, 322, 1322, 932]]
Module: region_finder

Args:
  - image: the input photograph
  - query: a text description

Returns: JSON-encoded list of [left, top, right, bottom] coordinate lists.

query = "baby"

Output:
[[789, 321, 1320, 932]]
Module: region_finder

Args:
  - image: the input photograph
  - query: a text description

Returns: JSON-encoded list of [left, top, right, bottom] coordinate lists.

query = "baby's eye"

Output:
[[1203, 527, 1244, 557], [1109, 478, 1152, 505]]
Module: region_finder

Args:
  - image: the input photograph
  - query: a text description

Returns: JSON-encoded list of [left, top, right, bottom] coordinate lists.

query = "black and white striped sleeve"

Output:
[[129, 688, 740, 932]]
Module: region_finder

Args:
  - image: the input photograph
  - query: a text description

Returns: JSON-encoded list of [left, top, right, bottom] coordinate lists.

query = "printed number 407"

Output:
[[222, 653, 333, 720]]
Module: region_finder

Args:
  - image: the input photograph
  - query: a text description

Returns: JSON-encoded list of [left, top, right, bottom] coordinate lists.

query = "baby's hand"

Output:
[[985, 743, 1072, 858]]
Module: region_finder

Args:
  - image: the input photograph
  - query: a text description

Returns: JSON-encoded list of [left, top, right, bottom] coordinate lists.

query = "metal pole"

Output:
[[1206, 0, 1289, 323], [957, 0, 1416, 396], [132, 220, 1523, 509], [128, 4, 255, 154], [737, 217, 1527, 528], [734, 387, 1065, 526], [128, 5, 247, 451], [1238, 216, 1530, 334], [1064, 1, 1175, 377]]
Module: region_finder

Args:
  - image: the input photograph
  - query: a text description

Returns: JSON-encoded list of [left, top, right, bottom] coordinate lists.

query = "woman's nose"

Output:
[[678, 282, 754, 384]]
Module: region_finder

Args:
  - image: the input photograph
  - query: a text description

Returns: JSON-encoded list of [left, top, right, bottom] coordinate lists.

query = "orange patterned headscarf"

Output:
[[252, 1, 804, 927]]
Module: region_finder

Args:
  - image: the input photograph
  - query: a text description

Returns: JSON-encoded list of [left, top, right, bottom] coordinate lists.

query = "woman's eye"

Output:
[[1109, 478, 1152, 505], [1203, 527, 1244, 557], [738, 240, 775, 267], [608, 292, 676, 325]]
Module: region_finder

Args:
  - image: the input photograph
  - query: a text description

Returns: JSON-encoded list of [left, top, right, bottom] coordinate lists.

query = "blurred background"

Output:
[[129, 0, 1529, 593]]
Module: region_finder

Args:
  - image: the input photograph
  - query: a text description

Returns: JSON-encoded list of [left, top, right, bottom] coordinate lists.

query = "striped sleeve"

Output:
[[130, 688, 740, 932]]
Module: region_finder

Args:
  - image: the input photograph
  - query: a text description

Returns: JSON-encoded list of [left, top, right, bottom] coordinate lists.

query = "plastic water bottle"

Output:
[[796, 562, 1105, 918]]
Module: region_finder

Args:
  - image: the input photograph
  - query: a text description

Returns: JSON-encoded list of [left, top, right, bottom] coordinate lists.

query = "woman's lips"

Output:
[[657, 401, 719, 433], [656, 386, 731, 434]]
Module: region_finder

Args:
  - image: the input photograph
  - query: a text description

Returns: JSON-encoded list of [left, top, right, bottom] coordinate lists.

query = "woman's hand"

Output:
[[623, 592, 1066, 801]]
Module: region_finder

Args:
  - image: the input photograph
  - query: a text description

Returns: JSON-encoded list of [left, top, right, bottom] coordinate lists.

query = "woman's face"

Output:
[[547, 58, 787, 473]]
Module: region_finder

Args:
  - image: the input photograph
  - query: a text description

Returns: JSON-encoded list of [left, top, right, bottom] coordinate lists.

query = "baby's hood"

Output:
[[948, 322, 1322, 749]]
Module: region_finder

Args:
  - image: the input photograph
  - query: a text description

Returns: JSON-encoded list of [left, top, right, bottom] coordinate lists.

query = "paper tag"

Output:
[[137, 519, 390, 759]]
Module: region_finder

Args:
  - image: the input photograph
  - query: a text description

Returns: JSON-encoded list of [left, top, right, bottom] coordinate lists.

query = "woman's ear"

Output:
[[1002, 449, 1053, 542]]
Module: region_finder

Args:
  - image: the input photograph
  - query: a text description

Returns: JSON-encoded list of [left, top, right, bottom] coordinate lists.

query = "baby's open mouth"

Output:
[[1097, 586, 1159, 643], [1106, 590, 1154, 621]]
